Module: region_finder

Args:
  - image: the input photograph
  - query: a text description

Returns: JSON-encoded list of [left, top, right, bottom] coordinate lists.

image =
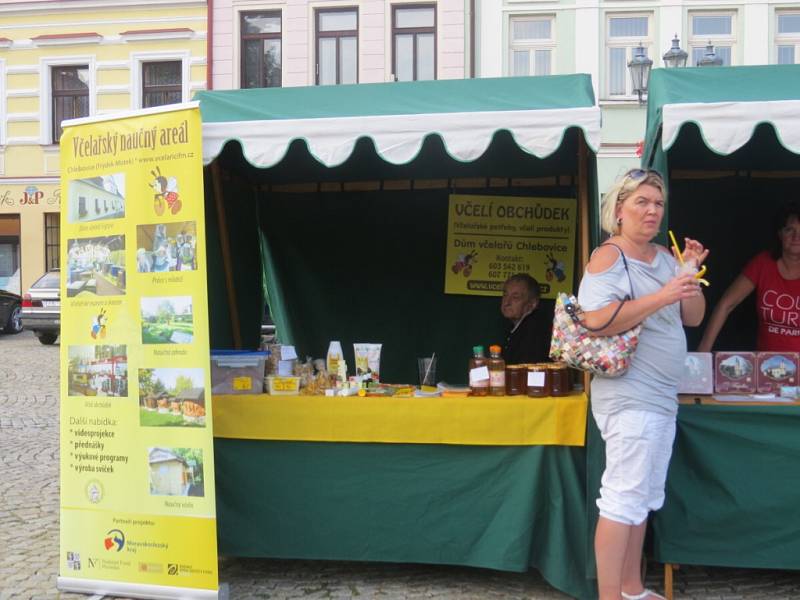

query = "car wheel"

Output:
[[3, 305, 23, 334], [36, 332, 58, 345]]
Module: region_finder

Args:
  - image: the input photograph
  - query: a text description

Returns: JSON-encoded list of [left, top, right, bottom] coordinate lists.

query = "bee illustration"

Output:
[[451, 250, 478, 278], [150, 166, 181, 216]]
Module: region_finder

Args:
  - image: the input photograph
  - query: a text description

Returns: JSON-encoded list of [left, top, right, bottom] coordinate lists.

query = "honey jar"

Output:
[[549, 364, 570, 396], [527, 363, 550, 397], [505, 365, 527, 396]]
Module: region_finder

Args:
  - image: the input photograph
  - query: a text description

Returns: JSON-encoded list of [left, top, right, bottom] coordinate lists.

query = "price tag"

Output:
[[232, 376, 253, 390], [527, 371, 545, 387], [469, 366, 490, 384], [272, 377, 296, 391]]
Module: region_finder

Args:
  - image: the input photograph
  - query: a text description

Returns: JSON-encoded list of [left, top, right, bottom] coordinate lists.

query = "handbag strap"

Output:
[[574, 242, 636, 333]]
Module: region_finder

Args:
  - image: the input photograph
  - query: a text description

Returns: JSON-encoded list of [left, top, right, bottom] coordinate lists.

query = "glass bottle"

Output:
[[469, 345, 489, 397], [488, 345, 506, 396]]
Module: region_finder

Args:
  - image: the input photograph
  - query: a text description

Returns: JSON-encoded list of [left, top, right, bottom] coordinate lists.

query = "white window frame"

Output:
[[775, 10, 800, 64], [604, 12, 653, 100], [40, 56, 97, 146], [130, 51, 190, 110], [508, 15, 556, 77], [688, 11, 737, 67]]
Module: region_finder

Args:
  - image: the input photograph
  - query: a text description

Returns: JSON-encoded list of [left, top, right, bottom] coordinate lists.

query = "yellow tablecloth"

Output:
[[212, 392, 588, 446]]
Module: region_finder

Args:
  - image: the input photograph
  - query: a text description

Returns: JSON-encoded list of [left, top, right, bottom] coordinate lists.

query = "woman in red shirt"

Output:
[[699, 203, 800, 352]]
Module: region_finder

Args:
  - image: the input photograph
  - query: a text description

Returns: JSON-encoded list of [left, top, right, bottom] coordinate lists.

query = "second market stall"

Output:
[[197, 75, 601, 599], [616, 64, 800, 598]]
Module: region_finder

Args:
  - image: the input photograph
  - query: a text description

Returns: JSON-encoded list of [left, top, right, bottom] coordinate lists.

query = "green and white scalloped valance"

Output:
[[197, 75, 601, 168], [662, 99, 800, 155]]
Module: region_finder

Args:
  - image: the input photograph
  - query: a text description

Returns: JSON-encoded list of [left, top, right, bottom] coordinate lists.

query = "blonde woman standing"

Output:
[[578, 169, 707, 600]]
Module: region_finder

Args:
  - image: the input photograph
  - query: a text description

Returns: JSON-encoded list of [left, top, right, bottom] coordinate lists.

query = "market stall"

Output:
[[629, 64, 800, 597], [196, 75, 601, 599]]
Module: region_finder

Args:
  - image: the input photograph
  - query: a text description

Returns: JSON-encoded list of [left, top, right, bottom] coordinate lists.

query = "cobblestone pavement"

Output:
[[2, 330, 800, 600]]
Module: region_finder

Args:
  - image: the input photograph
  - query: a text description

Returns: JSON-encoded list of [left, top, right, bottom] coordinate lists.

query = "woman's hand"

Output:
[[659, 273, 702, 306], [677, 237, 709, 267]]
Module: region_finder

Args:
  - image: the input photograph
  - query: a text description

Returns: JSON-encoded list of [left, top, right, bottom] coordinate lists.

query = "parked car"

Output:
[[0, 289, 23, 334], [21, 269, 60, 345]]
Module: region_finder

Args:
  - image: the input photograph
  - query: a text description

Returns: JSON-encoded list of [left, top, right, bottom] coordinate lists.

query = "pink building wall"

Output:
[[211, 0, 466, 89]]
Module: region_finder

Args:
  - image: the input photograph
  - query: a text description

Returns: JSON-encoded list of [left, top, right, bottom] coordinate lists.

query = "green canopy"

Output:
[[197, 75, 600, 383], [643, 65, 800, 173], [198, 75, 600, 168]]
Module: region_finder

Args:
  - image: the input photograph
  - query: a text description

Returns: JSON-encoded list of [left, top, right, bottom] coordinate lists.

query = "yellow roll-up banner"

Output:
[[58, 104, 219, 599]]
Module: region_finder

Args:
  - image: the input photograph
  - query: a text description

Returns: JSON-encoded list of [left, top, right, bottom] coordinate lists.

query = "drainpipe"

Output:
[[206, 0, 214, 90], [470, 0, 475, 78]]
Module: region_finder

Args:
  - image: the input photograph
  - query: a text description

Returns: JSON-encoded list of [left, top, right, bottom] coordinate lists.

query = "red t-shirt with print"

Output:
[[742, 251, 800, 351]]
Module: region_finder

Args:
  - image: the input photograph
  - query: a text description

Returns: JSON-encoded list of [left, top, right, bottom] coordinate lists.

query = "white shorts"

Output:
[[593, 408, 677, 526]]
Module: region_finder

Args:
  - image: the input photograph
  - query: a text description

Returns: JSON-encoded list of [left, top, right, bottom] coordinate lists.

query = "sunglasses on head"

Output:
[[622, 168, 662, 183]]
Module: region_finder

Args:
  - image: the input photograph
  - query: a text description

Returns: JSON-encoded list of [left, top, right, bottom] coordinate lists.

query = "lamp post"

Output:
[[697, 42, 723, 67], [627, 44, 653, 105], [662, 35, 688, 68]]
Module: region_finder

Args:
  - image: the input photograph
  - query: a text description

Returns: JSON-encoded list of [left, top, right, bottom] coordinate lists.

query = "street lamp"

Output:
[[697, 42, 723, 67], [662, 35, 688, 68], [628, 44, 653, 105]]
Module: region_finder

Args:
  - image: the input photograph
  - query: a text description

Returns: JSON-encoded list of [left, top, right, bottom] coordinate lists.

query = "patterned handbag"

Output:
[[549, 244, 641, 377]]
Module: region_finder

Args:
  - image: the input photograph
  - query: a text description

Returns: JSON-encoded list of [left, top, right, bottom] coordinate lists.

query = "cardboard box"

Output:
[[756, 352, 799, 394], [679, 352, 713, 395], [714, 352, 756, 394]]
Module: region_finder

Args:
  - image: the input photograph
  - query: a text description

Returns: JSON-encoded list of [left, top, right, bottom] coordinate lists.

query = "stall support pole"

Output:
[[211, 161, 243, 349], [577, 134, 592, 393]]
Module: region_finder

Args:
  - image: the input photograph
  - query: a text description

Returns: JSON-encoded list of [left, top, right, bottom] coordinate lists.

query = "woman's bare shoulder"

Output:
[[586, 244, 622, 274]]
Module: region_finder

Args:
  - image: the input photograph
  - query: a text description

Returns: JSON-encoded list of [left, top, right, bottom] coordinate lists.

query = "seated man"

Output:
[[501, 274, 552, 365]]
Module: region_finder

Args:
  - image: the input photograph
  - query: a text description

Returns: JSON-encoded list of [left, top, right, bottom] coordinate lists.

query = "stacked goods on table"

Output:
[[678, 351, 800, 400], [209, 340, 581, 398]]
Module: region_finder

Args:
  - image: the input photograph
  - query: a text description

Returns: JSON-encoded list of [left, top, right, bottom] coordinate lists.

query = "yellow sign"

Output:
[[58, 105, 219, 598], [444, 194, 577, 298]]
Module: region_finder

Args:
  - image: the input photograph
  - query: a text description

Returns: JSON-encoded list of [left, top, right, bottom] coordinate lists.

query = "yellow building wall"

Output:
[[0, 1, 207, 294]]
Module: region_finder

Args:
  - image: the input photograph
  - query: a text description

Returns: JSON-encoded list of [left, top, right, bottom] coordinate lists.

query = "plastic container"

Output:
[[210, 350, 268, 395], [469, 345, 489, 397], [488, 344, 506, 396], [266, 375, 301, 395]]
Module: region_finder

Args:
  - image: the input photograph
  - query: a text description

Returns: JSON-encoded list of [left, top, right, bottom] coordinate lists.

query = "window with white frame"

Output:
[[52, 65, 89, 143], [241, 11, 282, 88], [509, 16, 555, 76], [316, 8, 358, 86], [393, 5, 436, 82], [689, 12, 735, 66], [605, 14, 651, 98], [142, 61, 182, 108], [776, 11, 800, 64]]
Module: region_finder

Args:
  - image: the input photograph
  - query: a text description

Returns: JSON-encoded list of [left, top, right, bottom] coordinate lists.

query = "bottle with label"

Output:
[[327, 341, 343, 381], [468, 345, 489, 397], [488, 345, 506, 396]]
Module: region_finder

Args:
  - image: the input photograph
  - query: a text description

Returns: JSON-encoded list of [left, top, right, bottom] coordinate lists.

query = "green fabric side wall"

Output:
[[204, 168, 264, 350], [652, 405, 800, 568], [214, 439, 597, 600]]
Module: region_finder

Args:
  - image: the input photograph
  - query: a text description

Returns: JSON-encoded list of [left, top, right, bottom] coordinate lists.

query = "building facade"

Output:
[[210, 0, 467, 90], [474, 0, 800, 202], [0, 0, 207, 295]]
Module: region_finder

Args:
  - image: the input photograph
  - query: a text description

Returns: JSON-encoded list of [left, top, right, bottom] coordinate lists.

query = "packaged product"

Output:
[[714, 352, 756, 394], [354, 343, 382, 382]]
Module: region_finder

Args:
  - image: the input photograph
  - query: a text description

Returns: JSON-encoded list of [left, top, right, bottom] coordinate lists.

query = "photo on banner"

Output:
[[58, 104, 219, 599]]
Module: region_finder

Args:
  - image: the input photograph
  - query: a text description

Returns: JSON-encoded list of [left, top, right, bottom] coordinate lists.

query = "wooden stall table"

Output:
[[654, 395, 800, 599], [212, 392, 597, 600]]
